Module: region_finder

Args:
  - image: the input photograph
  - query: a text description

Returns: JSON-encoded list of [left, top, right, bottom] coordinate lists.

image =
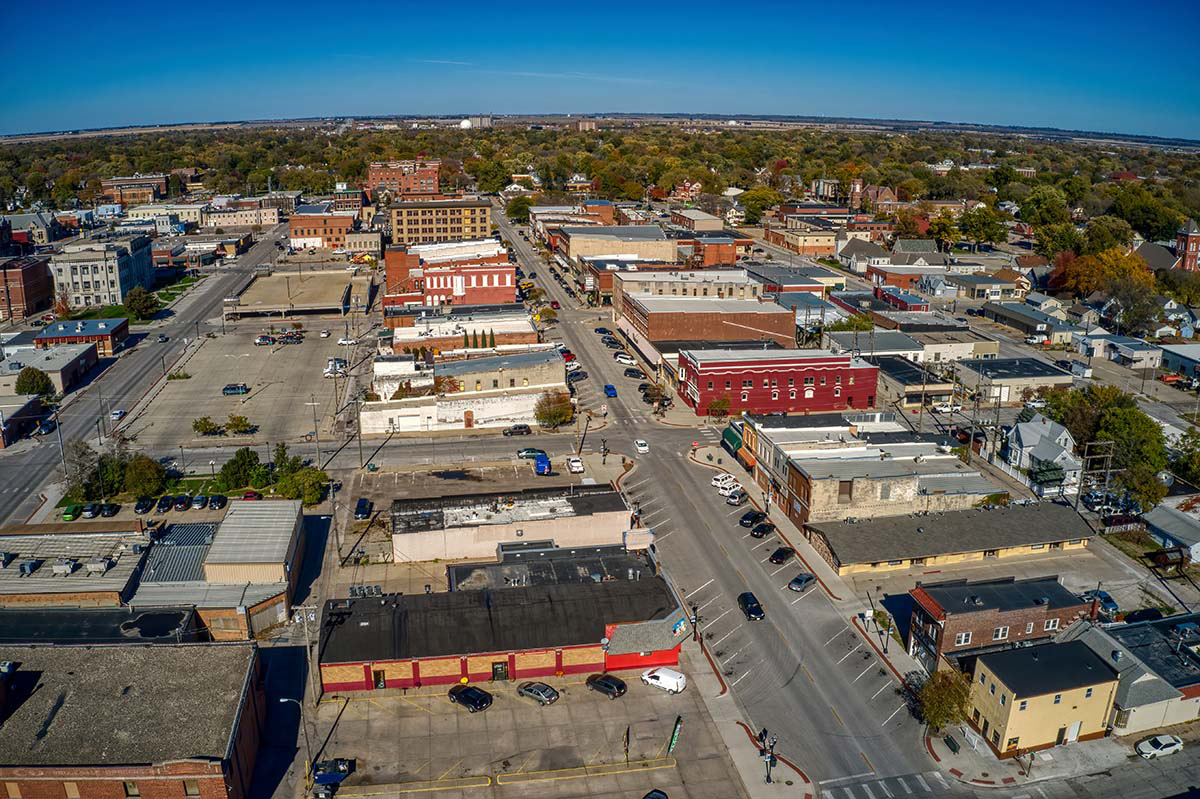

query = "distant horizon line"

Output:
[[3, 112, 1197, 148]]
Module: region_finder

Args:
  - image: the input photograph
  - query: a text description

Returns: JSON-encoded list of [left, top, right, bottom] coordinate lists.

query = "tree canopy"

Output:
[[14, 366, 53, 397]]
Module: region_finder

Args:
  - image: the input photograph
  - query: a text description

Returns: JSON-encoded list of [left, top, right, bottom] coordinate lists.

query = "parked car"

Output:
[[254, 335, 275, 346], [156, 333, 169, 343], [209, 495, 227, 511], [110, 409, 126, 421], [354, 498, 373, 520], [337, 337, 357, 346], [566, 456, 585, 474], [603, 384, 618, 398], [566, 361, 582, 373], [550, 300, 560, 309], [517, 448, 546, 459], [1081, 589, 1119, 615], [534, 453, 552, 475], [516, 681, 559, 706], [223, 383, 250, 396], [81, 503, 100, 519], [62, 504, 83, 522], [242, 490, 263, 500], [640, 667, 687, 694], [191, 495, 209, 510], [586, 673, 627, 699], [594, 327, 612, 335], [155, 495, 174, 513], [614, 353, 636, 366], [717, 481, 742, 497], [634, 439, 650, 454], [320, 330, 331, 338], [1024, 335, 1044, 345], [97, 503, 118, 517], [726, 491, 748, 506], [768, 547, 796, 565], [750, 522, 775, 539], [503, 424, 532, 436], [623, 368, 645, 379], [35, 419, 56, 436], [134, 497, 155, 514], [1137, 735, 1184, 759], [448, 684, 493, 713], [714, 473, 739, 488], [603, 340, 622, 349], [174, 495, 191, 511], [1025, 398, 1047, 409], [932, 403, 962, 413], [738, 509, 767, 527], [738, 591, 765, 621], [567, 370, 588, 382], [788, 573, 817, 592]]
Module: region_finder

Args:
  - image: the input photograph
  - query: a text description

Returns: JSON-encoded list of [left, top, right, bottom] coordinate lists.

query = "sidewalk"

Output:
[[925, 725, 1129, 788]]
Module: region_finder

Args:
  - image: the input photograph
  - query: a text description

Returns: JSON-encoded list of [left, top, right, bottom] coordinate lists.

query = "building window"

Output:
[[763, 379, 770, 388], [64, 785, 80, 799], [803, 377, 814, 385], [991, 730, 1000, 746], [954, 631, 971, 646], [1085, 687, 1093, 699], [707, 381, 714, 390], [1053, 694, 1061, 704], [742, 380, 753, 388], [789, 389, 796, 400], [820, 375, 826, 385], [183, 781, 201, 797], [835, 374, 842, 384], [1045, 619, 1060, 631], [788, 377, 795, 386], [771, 390, 778, 400], [979, 672, 986, 685], [834, 387, 841, 398], [1019, 700, 1027, 711], [880, 483, 890, 500], [1000, 693, 1007, 705], [993, 626, 1009, 641], [804, 388, 814, 399], [1026, 622, 1034, 634], [725, 381, 732, 390], [838, 480, 853, 504], [989, 682, 996, 695], [741, 392, 748, 402], [124, 784, 141, 798]]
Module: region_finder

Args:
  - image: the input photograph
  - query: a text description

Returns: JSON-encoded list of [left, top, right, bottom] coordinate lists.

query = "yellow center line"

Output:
[[830, 705, 843, 727], [860, 750, 875, 773], [802, 664, 815, 683], [437, 758, 464, 781], [735, 568, 747, 586]]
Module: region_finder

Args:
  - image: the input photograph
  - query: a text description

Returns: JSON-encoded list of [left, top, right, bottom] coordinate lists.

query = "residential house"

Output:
[[892, 239, 938, 258], [1002, 411, 1082, 497], [838, 238, 890, 274], [967, 642, 1118, 758], [1066, 303, 1100, 327], [916, 274, 958, 298], [955, 358, 1075, 403], [992, 267, 1032, 297], [1135, 240, 1181, 272], [947, 274, 1021, 301], [1074, 333, 1162, 369], [1024, 292, 1065, 317]]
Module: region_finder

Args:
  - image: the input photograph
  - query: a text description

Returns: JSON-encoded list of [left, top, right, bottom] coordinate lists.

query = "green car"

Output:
[[517, 448, 547, 460], [62, 504, 83, 521]]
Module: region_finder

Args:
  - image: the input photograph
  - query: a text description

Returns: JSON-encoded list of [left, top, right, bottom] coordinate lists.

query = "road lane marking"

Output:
[[852, 663, 875, 682], [696, 595, 720, 612], [729, 670, 751, 687], [836, 644, 864, 663], [895, 776, 912, 794], [860, 782, 876, 799], [875, 780, 893, 798], [802, 664, 815, 683], [710, 626, 741, 648], [883, 704, 907, 725], [871, 682, 892, 699], [818, 772, 875, 785], [830, 705, 843, 727], [685, 579, 714, 598], [928, 772, 947, 789], [859, 751, 875, 774]]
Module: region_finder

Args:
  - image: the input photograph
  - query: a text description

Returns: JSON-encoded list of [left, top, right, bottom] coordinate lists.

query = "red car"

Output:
[[550, 301, 560, 309], [563, 353, 576, 362], [242, 491, 263, 501]]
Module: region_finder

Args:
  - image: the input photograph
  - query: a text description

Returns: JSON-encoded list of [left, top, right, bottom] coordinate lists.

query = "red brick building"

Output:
[[288, 204, 357, 249], [35, 318, 130, 357], [383, 241, 515, 309], [318, 578, 688, 692], [100, 174, 169, 204], [1179, 219, 1200, 272], [908, 576, 1096, 672], [677, 349, 877, 416], [622, 296, 796, 347], [0, 255, 52, 322], [366, 160, 441, 194], [333, 188, 366, 212], [0, 643, 265, 799], [874, 285, 930, 311]]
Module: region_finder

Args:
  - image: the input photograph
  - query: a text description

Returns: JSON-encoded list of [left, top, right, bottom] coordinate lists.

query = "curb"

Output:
[[850, 615, 909, 688], [733, 721, 814, 798], [698, 641, 728, 697], [23, 493, 48, 524]]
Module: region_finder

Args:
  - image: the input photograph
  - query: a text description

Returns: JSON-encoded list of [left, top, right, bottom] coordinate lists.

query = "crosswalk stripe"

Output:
[[914, 774, 930, 792], [927, 772, 947, 789], [861, 783, 875, 799], [895, 776, 913, 795], [875, 780, 893, 798]]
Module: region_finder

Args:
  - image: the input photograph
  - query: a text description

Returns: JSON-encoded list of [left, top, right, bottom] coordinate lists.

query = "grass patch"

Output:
[[71, 305, 130, 320]]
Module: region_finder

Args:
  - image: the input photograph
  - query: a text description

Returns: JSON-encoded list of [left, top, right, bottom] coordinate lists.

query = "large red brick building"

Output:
[[288, 203, 357, 249], [677, 349, 878, 416], [383, 240, 515, 309], [0, 255, 52, 322], [366, 160, 441, 195], [100, 174, 169, 204], [0, 643, 265, 799], [622, 296, 796, 347]]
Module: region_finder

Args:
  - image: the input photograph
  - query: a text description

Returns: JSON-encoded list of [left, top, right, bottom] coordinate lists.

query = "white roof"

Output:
[[205, 500, 301, 565]]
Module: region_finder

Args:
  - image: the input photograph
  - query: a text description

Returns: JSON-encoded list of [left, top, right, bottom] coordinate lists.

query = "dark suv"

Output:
[[354, 498, 373, 520], [155, 495, 174, 513], [503, 424, 532, 436], [222, 383, 250, 396], [448, 684, 493, 713], [134, 497, 155, 515], [586, 673, 627, 699]]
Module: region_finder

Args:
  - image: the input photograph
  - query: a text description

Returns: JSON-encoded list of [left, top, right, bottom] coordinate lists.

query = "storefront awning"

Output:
[[737, 446, 757, 468]]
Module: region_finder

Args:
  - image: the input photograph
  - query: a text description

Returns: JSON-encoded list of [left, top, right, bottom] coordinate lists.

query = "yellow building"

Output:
[[969, 641, 1118, 759]]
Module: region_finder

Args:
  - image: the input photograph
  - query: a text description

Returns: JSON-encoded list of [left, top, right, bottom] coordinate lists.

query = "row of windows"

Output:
[[713, 375, 855, 391], [979, 671, 1091, 709], [952, 618, 1060, 647], [4, 779, 201, 798], [425, 273, 512, 289], [732, 387, 842, 402]]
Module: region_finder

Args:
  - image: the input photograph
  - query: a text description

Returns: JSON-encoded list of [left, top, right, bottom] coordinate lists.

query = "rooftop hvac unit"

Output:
[[0, 552, 14, 568], [52, 559, 77, 576], [18, 559, 39, 576], [85, 558, 110, 575], [0, 661, 13, 676]]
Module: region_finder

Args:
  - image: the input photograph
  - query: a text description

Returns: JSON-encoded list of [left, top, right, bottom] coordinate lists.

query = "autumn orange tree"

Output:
[[1048, 247, 1152, 297]]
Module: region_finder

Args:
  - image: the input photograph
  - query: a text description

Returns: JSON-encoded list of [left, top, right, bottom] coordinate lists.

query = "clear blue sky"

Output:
[[3, 0, 1197, 140]]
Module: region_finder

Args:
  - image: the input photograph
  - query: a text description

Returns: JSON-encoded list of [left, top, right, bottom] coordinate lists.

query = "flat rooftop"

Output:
[[447, 543, 650, 591], [826, 330, 920, 352], [908, 330, 997, 345], [35, 318, 128, 340], [0, 530, 150, 599], [319, 577, 679, 664], [654, 339, 784, 358], [866, 355, 952, 388], [808, 503, 1091, 566], [434, 348, 561, 377], [205, 500, 300, 566], [1109, 614, 1200, 691], [0, 643, 256, 766], [560, 225, 668, 241], [2, 343, 94, 375], [140, 522, 217, 582], [233, 270, 362, 314], [391, 486, 627, 535], [629, 296, 789, 315], [979, 641, 1117, 698], [956, 358, 1072, 381], [0, 606, 197, 644], [616, 269, 754, 285], [913, 576, 1085, 618], [683, 348, 846, 364]]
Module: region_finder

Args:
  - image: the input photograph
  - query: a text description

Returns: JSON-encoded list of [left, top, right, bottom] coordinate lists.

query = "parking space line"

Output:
[[709, 626, 741, 648], [871, 682, 893, 699], [685, 579, 714, 598], [514, 752, 539, 773], [654, 530, 674, 541], [836, 644, 864, 663], [437, 758, 464, 781], [852, 663, 875, 682], [722, 643, 750, 663], [824, 630, 847, 646], [727, 507, 746, 515], [707, 608, 734, 627], [882, 704, 907, 725], [729, 670, 751, 687], [696, 595, 720, 612], [791, 591, 816, 604]]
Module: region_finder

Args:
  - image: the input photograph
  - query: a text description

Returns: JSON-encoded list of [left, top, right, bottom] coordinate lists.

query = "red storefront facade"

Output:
[[678, 349, 878, 416]]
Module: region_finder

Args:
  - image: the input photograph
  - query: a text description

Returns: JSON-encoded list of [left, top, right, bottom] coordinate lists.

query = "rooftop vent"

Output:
[[0, 552, 14, 568], [17, 559, 40, 576], [85, 558, 110, 575], [1033, 596, 1049, 605], [1112, 650, 1123, 663], [52, 558, 77, 576]]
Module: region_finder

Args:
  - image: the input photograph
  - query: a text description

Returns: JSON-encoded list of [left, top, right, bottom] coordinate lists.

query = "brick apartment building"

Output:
[[202, 207, 279, 229], [0, 255, 52, 322], [289, 203, 357, 249], [383, 240, 515, 308], [101, 173, 169, 204], [334, 188, 366, 212], [908, 576, 1096, 672], [389, 198, 491, 245], [677, 349, 877, 416], [0, 643, 265, 799], [35, 317, 130, 357], [622, 296, 796, 347], [367, 160, 441, 194]]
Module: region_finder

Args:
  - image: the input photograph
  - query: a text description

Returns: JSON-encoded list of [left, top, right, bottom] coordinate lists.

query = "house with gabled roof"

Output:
[[1002, 410, 1081, 497]]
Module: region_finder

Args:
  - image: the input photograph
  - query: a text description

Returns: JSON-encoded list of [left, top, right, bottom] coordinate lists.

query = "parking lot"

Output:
[[126, 329, 357, 451], [314, 661, 746, 799]]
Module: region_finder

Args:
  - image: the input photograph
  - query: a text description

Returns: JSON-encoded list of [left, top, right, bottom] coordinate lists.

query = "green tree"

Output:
[[471, 330, 480, 348], [64, 439, 99, 501], [533, 390, 573, 429], [1105, 276, 1162, 334], [1111, 183, 1181, 241], [192, 416, 220, 436], [276, 466, 329, 505], [1083, 215, 1134, 255], [1020, 185, 1070, 226], [537, 307, 558, 324], [273, 442, 303, 479], [466, 159, 509, 193], [1044, 383, 1137, 448], [706, 395, 731, 419], [14, 366, 53, 397], [893, 207, 925, 238], [738, 186, 783, 224], [123, 286, 158, 320], [124, 454, 166, 498], [463, 331, 469, 348], [488, 329, 495, 347], [505, 195, 532, 222], [216, 447, 261, 492], [927, 211, 958, 252], [1049, 247, 1152, 298], [1096, 407, 1168, 508], [919, 670, 970, 734], [1035, 223, 1084, 260], [958, 206, 1006, 251], [227, 414, 252, 434], [825, 315, 874, 332]]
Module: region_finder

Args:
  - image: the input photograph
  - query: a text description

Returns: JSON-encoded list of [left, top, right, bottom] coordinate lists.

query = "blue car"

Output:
[[534, 453, 552, 475], [604, 384, 618, 397]]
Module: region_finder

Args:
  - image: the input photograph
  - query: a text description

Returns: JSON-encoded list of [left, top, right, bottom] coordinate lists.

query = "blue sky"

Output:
[[3, 0, 1197, 139]]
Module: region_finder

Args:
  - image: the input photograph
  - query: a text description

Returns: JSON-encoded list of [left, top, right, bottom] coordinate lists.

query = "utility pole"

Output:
[[356, 400, 365, 469]]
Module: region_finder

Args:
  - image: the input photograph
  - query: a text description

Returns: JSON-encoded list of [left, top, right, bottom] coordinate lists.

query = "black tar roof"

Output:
[[866, 355, 951, 387], [447, 544, 651, 591], [916, 576, 1086, 616], [1109, 614, 1200, 690], [655, 339, 784, 356], [956, 358, 1072, 380], [744, 412, 851, 429], [979, 641, 1117, 698], [0, 607, 199, 644], [319, 577, 679, 664]]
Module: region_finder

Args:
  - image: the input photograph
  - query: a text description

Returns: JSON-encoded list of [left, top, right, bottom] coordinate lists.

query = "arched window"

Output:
[[834, 387, 842, 398], [771, 390, 779, 401], [804, 388, 814, 399]]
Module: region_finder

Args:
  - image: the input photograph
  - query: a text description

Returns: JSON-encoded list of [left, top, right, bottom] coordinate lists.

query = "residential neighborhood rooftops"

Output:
[[978, 641, 1117, 698], [0, 643, 257, 767], [1106, 614, 1200, 692]]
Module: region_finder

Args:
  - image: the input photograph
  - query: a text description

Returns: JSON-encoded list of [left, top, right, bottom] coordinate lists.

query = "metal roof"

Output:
[[204, 500, 301, 565]]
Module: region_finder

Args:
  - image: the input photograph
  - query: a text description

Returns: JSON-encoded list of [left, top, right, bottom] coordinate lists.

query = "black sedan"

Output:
[[567, 370, 588, 382], [750, 522, 775, 539], [623, 368, 645, 379], [738, 592, 765, 621], [595, 327, 612, 335], [448, 684, 493, 713], [173, 495, 191, 511], [134, 497, 155, 514], [739, 510, 767, 528], [155, 495, 174, 513], [99, 503, 120, 518], [768, 547, 795, 565], [586, 673, 627, 699]]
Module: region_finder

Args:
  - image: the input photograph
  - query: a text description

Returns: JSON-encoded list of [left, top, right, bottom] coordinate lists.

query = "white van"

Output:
[[1070, 361, 1093, 378], [641, 667, 687, 694]]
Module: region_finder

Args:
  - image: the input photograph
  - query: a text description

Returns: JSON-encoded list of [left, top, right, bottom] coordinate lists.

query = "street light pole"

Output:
[[308, 396, 322, 466], [279, 697, 314, 784], [179, 446, 186, 475]]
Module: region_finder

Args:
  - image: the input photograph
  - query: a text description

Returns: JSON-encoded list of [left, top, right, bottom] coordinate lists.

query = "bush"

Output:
[[167, 371, 191, 380], [227, 414, 253, 435], [534, 390, 573, 429], [215, 447, 260, 492], [192, 416, 220, 436], [124, 454, 166, 497], [276, 467, 329, 505]]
